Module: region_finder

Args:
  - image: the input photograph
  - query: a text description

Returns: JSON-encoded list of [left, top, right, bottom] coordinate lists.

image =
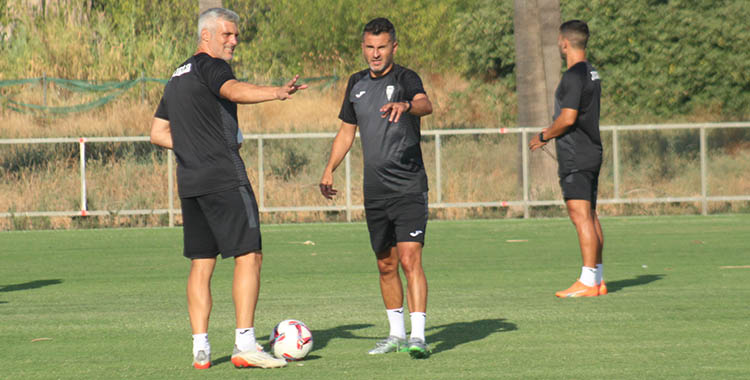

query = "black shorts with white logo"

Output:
[[559, 170, 600, 209], [180, 185, 262, 259], [364, 192, 428, 253]]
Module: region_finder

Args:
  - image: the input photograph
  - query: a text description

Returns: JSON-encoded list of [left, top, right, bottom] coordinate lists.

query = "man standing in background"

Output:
[[529, 20, 605, 298], [150, 8, 306, 369]]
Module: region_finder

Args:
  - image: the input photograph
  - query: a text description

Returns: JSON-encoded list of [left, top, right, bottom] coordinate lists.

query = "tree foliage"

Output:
[[452, 0, 515, 81], [563, 0, 750, 120], [0, 0, 748, 121], [230, 0, 467, 78]]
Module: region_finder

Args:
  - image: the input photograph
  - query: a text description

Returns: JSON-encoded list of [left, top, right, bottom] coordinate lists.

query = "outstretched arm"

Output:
[[528, 108, 577, 151], [219, 75, 308, 104], [379, 93, 433, 123], [150, 117, 173, 149], [319, 122, 358, 199]]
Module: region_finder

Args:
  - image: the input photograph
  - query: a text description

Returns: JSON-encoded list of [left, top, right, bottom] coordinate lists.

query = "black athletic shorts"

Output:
[[180, 185, 262, 259], [364, 192, 428, 253], [559, 170, 600, 209]]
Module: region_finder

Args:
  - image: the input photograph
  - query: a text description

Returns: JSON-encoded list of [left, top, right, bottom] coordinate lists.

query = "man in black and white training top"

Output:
[[319, 17, 433, 358], [529, 20, 605, 298], [150, 7, 306, 370]]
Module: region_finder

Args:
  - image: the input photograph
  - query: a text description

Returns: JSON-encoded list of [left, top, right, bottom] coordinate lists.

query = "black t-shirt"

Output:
[[339, 64, 428, 199], [553, 61, 602, 177], [154, 53, 250, 198]]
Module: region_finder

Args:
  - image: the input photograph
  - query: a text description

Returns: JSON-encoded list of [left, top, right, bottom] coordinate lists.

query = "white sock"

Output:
[[580, 266, 597, 287], [386, 308, 406, 339], [192, 333, 210, 356], [235, 327, 256, 352], [596, 264, 604, 285], [409, 312, 426, 341]]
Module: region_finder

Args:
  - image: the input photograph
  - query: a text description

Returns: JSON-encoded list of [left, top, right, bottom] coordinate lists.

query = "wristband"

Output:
[[539, 132, 549, 143], [405, 100, 412, 113]]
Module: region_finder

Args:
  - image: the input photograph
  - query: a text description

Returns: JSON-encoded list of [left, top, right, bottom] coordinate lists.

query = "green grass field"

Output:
[[1, 215, 749, 379]]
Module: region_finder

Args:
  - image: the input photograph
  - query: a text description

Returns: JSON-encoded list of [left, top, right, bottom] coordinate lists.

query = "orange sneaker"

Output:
[[192, 350, 211, 369], [555, 280, 599, 298], [231, 345, 287, 368], [598, 281, 608, 295]]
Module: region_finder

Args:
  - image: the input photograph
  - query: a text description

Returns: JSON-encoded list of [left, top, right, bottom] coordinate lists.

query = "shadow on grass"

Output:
[[213, 323, 373, 366], [427, 318, 517, 355], [308, 323, 374, 350], [213, 355, 231, 366], [606, 274, 665, 293], [0, 279, 63, 292]]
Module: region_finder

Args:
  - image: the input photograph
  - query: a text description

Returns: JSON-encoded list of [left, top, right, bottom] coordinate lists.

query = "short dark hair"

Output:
[[560, 20, 589, 49], [363, 17, 396, 42]]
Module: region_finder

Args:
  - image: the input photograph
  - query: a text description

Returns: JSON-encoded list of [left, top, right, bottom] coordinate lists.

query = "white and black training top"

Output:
[[339, 64, 429, 200], [155, 53, 250, 198], [553, 60, 603, 177]]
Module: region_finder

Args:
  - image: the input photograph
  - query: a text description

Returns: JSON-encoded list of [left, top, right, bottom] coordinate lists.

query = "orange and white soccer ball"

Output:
[[269, 319, 313, 361]]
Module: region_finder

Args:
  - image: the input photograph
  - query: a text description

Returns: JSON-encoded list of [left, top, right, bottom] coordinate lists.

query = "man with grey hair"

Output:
[[150, 7, 306, 369]]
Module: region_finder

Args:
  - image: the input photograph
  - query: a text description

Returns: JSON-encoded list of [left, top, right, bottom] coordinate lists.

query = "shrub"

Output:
[[452, 0, 515, 81], [1, 0, 748, 122], [562, 0, 750, 121]]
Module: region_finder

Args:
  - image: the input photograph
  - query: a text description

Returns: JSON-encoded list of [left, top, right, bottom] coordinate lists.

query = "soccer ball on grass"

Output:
[[269, 319, 313, 361]]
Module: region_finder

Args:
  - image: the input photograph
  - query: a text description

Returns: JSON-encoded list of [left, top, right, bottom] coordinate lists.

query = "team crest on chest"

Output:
[[386, 85, 394, 101]]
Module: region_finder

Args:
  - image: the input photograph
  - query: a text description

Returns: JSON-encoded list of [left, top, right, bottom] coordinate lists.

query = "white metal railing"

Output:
[[1, 122, 749, 226]]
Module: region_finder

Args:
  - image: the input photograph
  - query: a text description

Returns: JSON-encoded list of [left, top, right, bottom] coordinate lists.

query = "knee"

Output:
[[568, 209, 591, 227], [377, 257, 399, 276], [190, 259, 215, 277], [569, 213, 583, 227], [236, 251, 262, 266], [398, 250, 423, 274]]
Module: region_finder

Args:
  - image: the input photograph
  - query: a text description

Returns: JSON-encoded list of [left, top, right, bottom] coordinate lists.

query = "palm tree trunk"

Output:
[[514, 0, 560, 127], [514, 0, 561, 207]]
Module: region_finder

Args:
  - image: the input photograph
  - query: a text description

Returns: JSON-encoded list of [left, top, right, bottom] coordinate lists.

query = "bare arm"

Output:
[[319, 122, 358, 199], [408, 93, 433, 117], [150, 117, 173, 149], [219, 75, 308, 104], [528, 108, 578, 151], [379, 93, 433, 123]]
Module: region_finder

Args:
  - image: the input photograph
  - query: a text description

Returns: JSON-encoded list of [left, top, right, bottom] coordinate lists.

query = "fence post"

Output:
[[140, 71, 145, 104], [613, 128, 620, 199], [79, 138, 87, 214], [435, 134, 442, 204], [345, 152, 352, 222], [521, 129, 529, 218], [168, 149, 174, 227], [700, 127, 708, 215], [42, 72, 47, 108], [258, 137, 264, 211]]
